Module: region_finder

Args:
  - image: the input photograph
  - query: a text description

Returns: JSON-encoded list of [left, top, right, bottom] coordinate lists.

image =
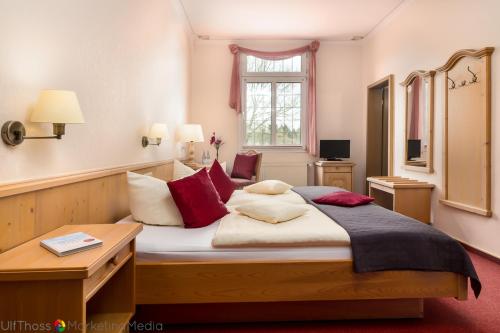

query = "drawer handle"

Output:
[[110, 255, 119, 266]]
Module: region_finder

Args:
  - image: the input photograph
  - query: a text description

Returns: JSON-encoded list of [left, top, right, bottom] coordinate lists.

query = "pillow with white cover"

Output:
[[236, 201, 308, 224], [173, 159, 196, 180], [219, 161, 227, 172], [244, 180, 293, 195], [127, 172, 182, 226]]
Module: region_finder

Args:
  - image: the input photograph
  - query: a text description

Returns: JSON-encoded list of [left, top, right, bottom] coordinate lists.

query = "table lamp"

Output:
[[177, 124, 204, 166]]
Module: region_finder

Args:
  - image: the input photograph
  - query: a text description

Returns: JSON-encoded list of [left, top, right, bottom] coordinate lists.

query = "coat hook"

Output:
[[447, 77, 456, 90], [467, 66, 478, 83]]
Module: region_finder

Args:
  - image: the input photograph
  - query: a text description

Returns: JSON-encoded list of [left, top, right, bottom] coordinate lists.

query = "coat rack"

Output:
[[448, 66, 479, 90], [436, 47, 494, 216]]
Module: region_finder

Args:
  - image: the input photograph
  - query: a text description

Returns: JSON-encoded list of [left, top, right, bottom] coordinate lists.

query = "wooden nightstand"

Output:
[[183, 161, 211, 170], [315, 161, 355, 191], [0, 223, 142, 333]]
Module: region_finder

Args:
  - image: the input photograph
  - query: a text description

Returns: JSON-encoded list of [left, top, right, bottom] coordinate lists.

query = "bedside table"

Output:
[[0, 223, 142, 333], [184, 161, 211, 170], [315, 161, 355, 191]]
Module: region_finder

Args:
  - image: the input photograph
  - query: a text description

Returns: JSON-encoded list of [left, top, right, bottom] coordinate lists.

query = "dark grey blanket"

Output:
[[292, 186, 481, 298]]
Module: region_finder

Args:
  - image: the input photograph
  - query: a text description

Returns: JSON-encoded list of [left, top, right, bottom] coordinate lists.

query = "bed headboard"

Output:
[[0, 160, 173, 253]]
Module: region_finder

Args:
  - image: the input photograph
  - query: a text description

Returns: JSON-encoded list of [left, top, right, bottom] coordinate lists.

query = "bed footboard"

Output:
[[136, 259, 467, 305]]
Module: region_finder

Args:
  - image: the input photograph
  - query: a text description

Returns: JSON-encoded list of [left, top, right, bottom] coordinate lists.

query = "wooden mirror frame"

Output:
[[400, 70, 435, 173], [436, 47, 494, 217]]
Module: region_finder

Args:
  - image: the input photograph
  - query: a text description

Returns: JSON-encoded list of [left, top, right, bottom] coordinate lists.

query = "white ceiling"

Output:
[[180, 0, 405, 41]]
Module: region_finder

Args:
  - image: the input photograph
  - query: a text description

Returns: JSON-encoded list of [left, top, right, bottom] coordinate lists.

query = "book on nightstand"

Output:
[[40, 232, 103, 257]]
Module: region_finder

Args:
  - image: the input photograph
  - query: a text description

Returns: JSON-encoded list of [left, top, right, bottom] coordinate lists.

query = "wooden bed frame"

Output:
[[134, 258, 467, 322], [0, 160, 468, 323]]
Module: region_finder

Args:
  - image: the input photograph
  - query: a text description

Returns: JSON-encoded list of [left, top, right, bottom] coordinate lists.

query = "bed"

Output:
[[121, 188, 473, 323]]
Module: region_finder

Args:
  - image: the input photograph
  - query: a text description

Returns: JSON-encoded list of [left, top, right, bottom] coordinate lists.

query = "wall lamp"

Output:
[[142, 123, 167, 147], [1, 90, 85, 146]]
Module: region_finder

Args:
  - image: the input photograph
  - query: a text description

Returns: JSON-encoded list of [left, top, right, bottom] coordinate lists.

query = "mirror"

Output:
[[401, 70, 435, 173]]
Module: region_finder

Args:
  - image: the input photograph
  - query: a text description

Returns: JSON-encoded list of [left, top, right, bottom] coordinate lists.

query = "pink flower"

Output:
[[209, 131, 225, 160]]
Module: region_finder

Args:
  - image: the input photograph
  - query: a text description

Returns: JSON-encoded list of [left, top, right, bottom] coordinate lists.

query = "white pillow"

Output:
[[173, 159, 196, 180], [219, 161, 227, 173], [244, 180, 293, 195], [235, 201, 308, 224], [127, 172, 182, 226]]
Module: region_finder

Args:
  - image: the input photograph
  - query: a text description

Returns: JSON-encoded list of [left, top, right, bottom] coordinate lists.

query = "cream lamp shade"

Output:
[[177, 124, 204, 143], [1, 90, 84, 146], [149, 123, 167, 138], [31, 90, 85, 124]]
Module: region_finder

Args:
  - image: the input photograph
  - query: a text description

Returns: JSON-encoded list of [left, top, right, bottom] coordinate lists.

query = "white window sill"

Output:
[[242, 146, 308, 154]]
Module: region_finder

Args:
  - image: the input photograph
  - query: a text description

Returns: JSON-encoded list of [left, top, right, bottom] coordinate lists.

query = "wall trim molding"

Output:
[[261, 162, 309, 167], [0, 160, 172, 199], [455, 238, 500, 262], [435, 47, 494, 72], [399, 70, 436, 86]]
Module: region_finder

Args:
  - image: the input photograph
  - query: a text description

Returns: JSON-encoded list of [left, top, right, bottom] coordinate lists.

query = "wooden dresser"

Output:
[[367, 176, 434, 224], [0, 223, 142, 333], [315, 161, 355, 191]]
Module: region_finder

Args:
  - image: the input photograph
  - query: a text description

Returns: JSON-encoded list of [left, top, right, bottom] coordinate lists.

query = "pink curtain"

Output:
[[409, 76, 420, 140], [229, 41, 320, 156]]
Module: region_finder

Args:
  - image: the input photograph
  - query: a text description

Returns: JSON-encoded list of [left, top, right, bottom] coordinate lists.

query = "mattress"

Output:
[[118, 215, 352, 262]]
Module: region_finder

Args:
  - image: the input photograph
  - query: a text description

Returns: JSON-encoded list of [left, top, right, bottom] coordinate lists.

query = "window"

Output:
[[241, 54, 307, 149]]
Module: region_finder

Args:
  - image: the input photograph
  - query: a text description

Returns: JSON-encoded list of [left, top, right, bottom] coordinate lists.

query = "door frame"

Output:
[[366, 74, 395, 177]]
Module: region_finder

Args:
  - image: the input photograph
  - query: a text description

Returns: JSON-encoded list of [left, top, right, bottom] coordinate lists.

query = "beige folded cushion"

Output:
[[244, 180, 293, 195], [235, 201, 308, 224]]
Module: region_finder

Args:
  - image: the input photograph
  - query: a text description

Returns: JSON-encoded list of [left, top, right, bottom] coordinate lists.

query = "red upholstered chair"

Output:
[[230, 150, 262, 189]]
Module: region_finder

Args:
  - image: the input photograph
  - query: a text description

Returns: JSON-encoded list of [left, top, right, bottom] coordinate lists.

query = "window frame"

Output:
[[239, 53, 308, 151]]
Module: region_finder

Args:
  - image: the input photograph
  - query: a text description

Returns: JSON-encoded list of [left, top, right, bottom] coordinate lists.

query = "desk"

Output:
[[367, 176, 434, 224]]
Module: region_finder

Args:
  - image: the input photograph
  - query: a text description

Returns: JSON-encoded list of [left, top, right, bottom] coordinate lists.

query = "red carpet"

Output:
[[144, 251, 500, 333]]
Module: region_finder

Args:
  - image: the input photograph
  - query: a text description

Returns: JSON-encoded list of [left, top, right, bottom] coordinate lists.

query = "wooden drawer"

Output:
[[323, 166, 352, 173], [84, 242, 132, 301], [323, 173, 352, 191]]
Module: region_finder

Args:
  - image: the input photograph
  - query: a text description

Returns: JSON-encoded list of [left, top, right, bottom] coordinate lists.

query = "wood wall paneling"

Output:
[[0, 161, 173, 253]]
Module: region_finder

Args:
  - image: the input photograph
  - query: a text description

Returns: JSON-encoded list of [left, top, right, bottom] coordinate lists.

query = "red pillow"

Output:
[[313, 191, 374, 207], [208, 159, 235, 203], [167, 168, 229, 228], [231, 154, 258, 180]]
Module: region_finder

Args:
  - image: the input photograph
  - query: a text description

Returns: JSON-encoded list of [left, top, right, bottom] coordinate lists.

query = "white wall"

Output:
[[190, 40, 364, 190], [362, 0, 500, 257], [0, 0, 192, 183]]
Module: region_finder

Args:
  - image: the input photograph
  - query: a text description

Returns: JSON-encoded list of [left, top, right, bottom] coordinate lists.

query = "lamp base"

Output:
[[187, 141, 196, 162], [142, 137, 161, 147], [1, 121, 26, 146], [1, 121, 67, 146], [53, 123, 65, 138]]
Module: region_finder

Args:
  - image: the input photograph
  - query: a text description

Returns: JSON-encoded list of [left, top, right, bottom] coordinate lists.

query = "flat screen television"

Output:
[[407, 139, 421, 160], [319, 140, 350, 161]]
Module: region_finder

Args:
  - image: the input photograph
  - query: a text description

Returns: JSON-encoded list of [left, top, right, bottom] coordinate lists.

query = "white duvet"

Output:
[[213, 190, 351, 248]]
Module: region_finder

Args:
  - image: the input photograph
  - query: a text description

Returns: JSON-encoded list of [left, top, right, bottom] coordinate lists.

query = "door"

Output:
[[366, 75, 394, 192]]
